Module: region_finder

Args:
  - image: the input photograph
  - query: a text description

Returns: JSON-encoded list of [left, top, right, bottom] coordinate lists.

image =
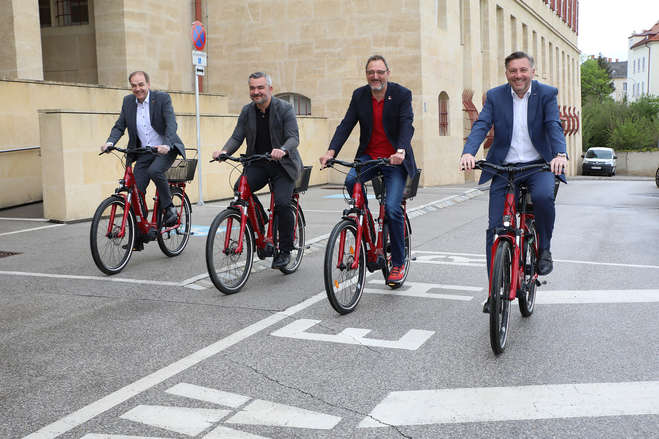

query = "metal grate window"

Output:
[[438, 92, 449, 136], [55, 0, 89, 26], [276, 93, 311, 116]]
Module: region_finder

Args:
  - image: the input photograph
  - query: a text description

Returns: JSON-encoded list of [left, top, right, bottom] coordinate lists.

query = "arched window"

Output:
[[462, 89, 478, 141], [276, 93, 311, 116], [438, 92, 449, 136]]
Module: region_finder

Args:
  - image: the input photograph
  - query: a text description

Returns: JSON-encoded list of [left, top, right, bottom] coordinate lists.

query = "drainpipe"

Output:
[[196, 0, 203, 92], [646, 42, 651, 96]]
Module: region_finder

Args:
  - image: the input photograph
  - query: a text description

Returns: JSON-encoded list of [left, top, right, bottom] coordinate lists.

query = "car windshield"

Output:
[[586, 149, 613, 159]]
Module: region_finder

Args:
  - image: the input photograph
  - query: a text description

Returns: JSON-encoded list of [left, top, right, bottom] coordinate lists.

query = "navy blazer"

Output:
[[329, 82, 417, 178], [107, 90, 185, 158], [463, 80, 566, 183]]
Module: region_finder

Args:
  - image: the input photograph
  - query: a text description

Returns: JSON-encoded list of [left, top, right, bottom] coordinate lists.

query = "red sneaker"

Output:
[[386, 264, 405, 285]]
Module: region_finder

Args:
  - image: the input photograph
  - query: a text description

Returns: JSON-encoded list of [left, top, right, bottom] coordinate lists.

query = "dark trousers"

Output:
[[345, 154, 407, 267], [241, 163, 295, 252], [133, 149, 177, 210], [486, 165, 556, 273]]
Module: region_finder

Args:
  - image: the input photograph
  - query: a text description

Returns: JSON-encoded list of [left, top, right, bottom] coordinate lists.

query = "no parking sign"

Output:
[[191, 20, 206, 51]]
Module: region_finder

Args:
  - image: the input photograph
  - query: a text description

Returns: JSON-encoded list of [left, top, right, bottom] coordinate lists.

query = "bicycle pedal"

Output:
[[411, 256, 417, 261]]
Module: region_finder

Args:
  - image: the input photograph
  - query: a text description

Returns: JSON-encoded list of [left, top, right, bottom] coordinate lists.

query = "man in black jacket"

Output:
[[101, 71, 185, 238], [213, 72, 303, 269], [319, 55, 417, 286]]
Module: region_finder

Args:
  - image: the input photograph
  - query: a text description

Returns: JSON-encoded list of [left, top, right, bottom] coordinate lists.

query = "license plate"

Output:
[[591, 166, 601, 169]]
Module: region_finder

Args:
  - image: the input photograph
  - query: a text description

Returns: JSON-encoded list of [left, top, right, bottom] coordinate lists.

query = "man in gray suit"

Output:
[[213, 72, 303, 269], [101, 71, 185, 247]]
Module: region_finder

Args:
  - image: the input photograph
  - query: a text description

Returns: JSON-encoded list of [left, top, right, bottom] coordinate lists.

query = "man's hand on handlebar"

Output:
[[459, 153, 476, 171], [319, 150, 336, 169], [100, 142, 113, 153], [212, 150, 228, 161], [154, 145, 170, 155], [388, 149, 405, 166], [270, 148, 287, 160], [549, 155, 567, 175]]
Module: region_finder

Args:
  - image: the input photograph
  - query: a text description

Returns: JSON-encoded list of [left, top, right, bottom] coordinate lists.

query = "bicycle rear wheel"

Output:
[[158, 188, 191, 257], [324, 219, 366, 314], [518, 220, 538, 317], [279, 204, 305, 274], [90, 196, 134, 275], [490, 240, 512, 355], [206, 209, 254, 294], [381, 215, 412, 288]]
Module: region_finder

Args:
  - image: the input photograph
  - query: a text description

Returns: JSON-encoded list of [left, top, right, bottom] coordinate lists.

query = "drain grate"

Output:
[[0, 251, 21, 258]]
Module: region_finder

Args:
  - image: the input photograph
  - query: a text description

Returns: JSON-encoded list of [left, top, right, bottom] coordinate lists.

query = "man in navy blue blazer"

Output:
[[319, 55, 417, 286], [460, 52, 567, 311]]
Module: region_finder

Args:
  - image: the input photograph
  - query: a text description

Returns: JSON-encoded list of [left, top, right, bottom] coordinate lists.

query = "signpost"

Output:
[[191, 21, 206, 206]]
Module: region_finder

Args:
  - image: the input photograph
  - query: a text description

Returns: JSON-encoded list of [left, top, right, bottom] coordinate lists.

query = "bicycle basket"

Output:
[[166, 158, 197, 182], [294, 165, 312, 193], [371, 168, 422, 200]]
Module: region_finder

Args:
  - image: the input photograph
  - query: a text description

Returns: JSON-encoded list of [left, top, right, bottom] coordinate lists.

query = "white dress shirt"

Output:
[[136, 92, 165, 148], [503, 82, 541, 164]]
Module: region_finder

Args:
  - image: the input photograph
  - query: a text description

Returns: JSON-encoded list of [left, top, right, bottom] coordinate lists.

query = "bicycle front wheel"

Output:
[[381, 215, 412, 289], [279, 204, 306, 274], [324, 219, 366, 314], [158, 188, 191, 257], [518, 220, 538, 317], [490, 240, 512, 355], [90, 196, 134, 275], [206, 209, 254, 294]]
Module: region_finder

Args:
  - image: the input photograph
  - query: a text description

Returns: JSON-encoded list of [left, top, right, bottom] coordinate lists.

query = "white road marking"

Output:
[[366, 280, 478, 301], [166, 383, 250, 408], [0, 271, 181, 287], [225, 399, 341, 429], [81, 435, 169, 439], [21, 293, 326, 439], [203, 426, 270, 438], [271, 319, 434, 350], [0, 217, 50, 222], [0, 223, 64, 236], [536, 289, 659, 304], [120, 405, 229, 436], [358, 381, 659, 427]]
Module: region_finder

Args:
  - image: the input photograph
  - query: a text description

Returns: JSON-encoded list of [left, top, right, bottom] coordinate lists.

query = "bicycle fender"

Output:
[[293, 202, 306, 226]]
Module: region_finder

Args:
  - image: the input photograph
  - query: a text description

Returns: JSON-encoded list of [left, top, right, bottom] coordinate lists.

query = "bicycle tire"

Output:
[[206, 209, 254, 294], [490, 240, 512, 355], [324, 219, 366, 314], [381, 215, 412, 289], [518, 220, 538, 317], [90, 196, 135, 275], [157, 188, 192, 257], [279, 204, 306, 274]]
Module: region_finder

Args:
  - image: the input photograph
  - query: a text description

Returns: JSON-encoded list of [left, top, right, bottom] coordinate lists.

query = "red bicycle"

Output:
[[475, 160, 555, 354], [90, 146, 195, 274], [205, 153, 311, 294], [322, 157, 420, 314]]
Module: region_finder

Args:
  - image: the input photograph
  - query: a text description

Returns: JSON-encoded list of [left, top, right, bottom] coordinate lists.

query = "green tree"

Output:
[[581, 58, 614, 103]]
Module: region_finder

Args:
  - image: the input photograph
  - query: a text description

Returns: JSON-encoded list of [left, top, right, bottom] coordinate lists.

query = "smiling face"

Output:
[[505, 57, 535, 97], [249, 76, 272, 107], [365, 59, 390, 93], [129, 72, 150, 103]]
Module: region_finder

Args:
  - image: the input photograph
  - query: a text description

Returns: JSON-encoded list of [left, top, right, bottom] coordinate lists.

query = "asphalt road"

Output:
[[1, 178, 658, 438]]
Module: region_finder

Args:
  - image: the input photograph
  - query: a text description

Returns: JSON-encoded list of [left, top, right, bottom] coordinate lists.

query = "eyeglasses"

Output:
[[366, 69, 388, 76]]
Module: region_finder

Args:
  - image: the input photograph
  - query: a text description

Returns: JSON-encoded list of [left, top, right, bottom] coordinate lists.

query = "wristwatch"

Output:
[[397, 148, 406, 156], [555, 153, 567, 158]]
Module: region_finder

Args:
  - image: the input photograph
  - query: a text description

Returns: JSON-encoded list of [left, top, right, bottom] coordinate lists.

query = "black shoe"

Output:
[[163, 206, 178, 227], [482, 297, 492, 314], [271, 251, 291, 269], [537, 249, 553, 275], [122, 240, 144, 252]]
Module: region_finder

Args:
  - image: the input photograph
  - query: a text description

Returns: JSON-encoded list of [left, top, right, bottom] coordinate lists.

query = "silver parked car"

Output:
[[581, 147, 617, 177]]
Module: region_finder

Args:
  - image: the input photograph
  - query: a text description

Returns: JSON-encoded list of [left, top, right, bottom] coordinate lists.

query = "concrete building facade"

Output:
[[0, 0, 582, 214]]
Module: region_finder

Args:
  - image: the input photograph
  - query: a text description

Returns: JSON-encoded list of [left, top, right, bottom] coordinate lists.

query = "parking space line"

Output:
[[22, 292, 327, 439], [0, 224, 64, 237]]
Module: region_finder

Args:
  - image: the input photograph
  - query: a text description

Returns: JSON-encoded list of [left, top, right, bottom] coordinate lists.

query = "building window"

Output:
[[55, 0, 89, 26], [623, 82, 627, 92], [39, 0, 52, 27], [276, 93, 311, 116], [642, 57, 645, 72], [438, 92, 449, 136]]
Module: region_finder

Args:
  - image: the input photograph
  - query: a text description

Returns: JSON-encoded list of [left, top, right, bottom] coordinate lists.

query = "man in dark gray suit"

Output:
[[101, 71, 185, 248], [213, 72, 303, 269]]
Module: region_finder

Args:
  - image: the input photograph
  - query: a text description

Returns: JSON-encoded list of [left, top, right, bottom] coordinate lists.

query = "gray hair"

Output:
[[505, 51, 535, 69], [248, 71, 272, 86], [365, 54, 390, 72], [128, 70, 150, 83]]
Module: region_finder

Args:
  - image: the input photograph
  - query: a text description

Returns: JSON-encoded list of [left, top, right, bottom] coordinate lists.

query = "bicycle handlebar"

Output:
[[474, 160, 550, 176], [209, 153, 273, 164], [99, 145, 158, 156], [325, 157, 391, 169]]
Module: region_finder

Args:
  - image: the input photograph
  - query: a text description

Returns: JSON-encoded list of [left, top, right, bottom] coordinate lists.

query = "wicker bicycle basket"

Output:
[[166, 158, 198, 182]]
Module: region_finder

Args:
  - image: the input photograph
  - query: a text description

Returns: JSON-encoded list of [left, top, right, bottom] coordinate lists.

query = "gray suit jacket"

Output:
[[223, 96, 303, 181], [107, 90, 185, 158]]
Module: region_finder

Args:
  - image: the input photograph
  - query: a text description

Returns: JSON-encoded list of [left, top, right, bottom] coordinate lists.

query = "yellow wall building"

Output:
[[0, 0, 582, 219]]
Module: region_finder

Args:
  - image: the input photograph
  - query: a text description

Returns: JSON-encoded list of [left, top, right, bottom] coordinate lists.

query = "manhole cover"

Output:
[[0, 251, 21, 258]]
